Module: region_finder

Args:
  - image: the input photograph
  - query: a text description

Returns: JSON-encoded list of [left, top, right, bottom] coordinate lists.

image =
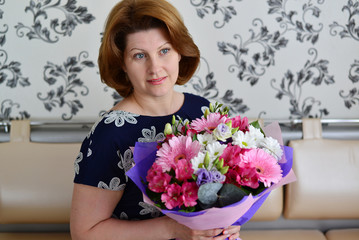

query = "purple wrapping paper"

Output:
[[126, 122, 296, 231]]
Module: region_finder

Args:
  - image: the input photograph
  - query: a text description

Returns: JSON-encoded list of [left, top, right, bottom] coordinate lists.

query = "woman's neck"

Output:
[[113, 91, 184, 116]]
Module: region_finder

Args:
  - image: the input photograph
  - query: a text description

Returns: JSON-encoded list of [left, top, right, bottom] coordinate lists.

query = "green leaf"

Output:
[[146, 188, 166, 209], [250, 120, 261, 129], [217, 184, 248, 207], [250, 120, 265, 136], [198, 182, 223, 207], [179, 206, 196, 213]]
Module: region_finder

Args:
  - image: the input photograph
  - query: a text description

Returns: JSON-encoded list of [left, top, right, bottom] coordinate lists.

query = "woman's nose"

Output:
[[147, 56, 161, 74]]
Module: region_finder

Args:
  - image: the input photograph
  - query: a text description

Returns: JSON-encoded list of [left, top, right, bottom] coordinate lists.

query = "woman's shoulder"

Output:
[[178, 92, 210, 119], [86, 111, 142, 140], [183, 92, 210, 106]]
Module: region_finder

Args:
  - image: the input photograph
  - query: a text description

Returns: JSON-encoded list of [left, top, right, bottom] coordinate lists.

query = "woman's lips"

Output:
[[148, 76, 166, 85]]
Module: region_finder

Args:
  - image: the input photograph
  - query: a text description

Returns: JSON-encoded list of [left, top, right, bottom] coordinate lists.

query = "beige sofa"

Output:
[[0, 120, 77, 240], [0, 119, 358, 240]]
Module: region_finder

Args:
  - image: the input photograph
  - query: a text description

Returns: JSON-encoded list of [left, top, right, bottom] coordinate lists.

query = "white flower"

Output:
[[206, 141, 227, 164], [191, 152, 205, 172], [232, 130, 257, 149], [213, 123, 232, 141], [259, 136, 283, 160], [197, 132, 216, 150], [248, 125, 265, 146]]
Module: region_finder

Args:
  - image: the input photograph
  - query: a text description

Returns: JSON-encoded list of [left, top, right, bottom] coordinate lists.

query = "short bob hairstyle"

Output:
[[98, 0, 200, 98]]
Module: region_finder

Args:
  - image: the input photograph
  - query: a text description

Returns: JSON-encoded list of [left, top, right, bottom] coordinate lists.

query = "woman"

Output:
[[70, 0, 241, 239]]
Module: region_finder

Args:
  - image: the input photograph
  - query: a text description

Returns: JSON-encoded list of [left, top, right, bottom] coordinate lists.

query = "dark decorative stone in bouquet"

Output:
[[198, 182, 248, 209]]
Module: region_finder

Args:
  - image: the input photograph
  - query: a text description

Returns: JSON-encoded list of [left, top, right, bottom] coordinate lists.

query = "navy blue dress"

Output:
[[74, 93, 209, 220]]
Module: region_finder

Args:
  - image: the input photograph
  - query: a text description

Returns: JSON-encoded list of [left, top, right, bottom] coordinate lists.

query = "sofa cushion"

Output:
[[284, 119, 359, 219], [240, 229, 326, 240], [0, 120, 81, 223], [250, 187, 283, 221], [325, 228, 359, 240]]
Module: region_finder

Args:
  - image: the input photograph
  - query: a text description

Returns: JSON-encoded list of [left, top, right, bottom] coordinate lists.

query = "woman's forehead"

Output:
[[125, 28, 171, 51]]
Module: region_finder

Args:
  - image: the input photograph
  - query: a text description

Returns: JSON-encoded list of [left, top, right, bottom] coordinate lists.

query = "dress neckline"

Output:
[[108, 92, 189, 118]]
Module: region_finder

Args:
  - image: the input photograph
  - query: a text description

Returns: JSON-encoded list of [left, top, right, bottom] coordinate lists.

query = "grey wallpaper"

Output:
[[0, 0, 358, 122]]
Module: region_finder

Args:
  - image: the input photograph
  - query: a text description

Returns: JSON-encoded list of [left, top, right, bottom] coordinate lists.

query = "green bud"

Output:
[[164, 123, 172, 136], [216, 158, 224, 169], [209, 102, 214, 113], [220, 166, 229, 175], [171, 115, 176, 125], [204, 108, 210, 119], [204, 152, 210, 169]]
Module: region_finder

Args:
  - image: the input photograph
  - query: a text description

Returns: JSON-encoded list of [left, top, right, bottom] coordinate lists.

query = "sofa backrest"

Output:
[[0, 120, 81, 224], [0, 119, 284, 224], [284, 118, 359, 219], [250, 120, 284, 221]]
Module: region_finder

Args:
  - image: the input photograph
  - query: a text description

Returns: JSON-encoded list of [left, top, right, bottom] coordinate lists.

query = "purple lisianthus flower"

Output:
[[196, 168, 213, 186], [210, 169, 226, 183], [196, 169, 226, 186]]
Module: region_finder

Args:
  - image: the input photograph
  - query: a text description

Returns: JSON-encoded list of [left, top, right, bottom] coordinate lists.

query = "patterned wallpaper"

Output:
[[0, 0, 358, 122]]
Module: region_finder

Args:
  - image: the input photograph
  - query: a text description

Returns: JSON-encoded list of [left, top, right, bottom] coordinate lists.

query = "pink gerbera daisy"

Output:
[[156, 135, 201, 172], [241, 148, 282, 187], [190, 112, 228, 133]]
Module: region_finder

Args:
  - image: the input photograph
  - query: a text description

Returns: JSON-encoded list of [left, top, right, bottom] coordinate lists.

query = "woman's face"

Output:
[[123, 28, 181, 99]]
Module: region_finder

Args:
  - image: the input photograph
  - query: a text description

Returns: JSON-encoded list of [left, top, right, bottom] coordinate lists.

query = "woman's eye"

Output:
[[160, 48, 170, 55], [134, 53, 145, 59]]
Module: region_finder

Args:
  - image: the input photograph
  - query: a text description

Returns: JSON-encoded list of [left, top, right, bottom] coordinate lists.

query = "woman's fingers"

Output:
[[178, 224, 241, 240], [200, 228, 224, 237], [222, 225, 241, 240]]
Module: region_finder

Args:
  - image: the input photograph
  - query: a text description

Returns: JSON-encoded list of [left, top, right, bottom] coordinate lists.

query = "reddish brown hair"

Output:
[[98, 0, 200, 97]]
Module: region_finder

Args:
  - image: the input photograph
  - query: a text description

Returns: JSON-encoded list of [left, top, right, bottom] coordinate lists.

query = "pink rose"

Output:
[[220, 144, 242, 167], [161, 183, 183, 209], [228, 115, 249, 132], [225, 168, 242, 187], [174, 159, 194, 182], [146, 163, 171, 193], [181, 181, 198, 207]]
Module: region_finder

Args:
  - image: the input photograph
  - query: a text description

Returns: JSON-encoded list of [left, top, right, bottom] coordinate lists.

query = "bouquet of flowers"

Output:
[[127, 102, 296, 230]]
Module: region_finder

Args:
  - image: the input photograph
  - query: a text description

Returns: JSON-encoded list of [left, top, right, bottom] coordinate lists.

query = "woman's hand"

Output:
[[167, 217, 241, 240], [221, 225, 241, 240]]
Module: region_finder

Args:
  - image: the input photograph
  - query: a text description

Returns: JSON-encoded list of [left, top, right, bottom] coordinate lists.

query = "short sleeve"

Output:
[[74, 119, 127, 191]]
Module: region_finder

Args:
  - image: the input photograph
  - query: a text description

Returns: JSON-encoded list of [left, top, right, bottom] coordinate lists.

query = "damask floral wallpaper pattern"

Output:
[[0, 0, 358, 122]]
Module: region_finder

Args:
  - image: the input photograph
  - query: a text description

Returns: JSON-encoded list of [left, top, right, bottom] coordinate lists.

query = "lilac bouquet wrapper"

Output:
[[126, 122, 296, 231]]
